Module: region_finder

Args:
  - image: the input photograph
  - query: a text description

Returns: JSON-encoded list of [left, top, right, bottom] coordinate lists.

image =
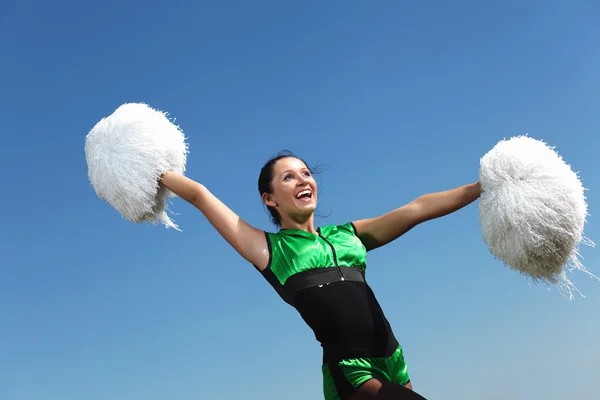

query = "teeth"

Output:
[[296, 190, 311, 198]]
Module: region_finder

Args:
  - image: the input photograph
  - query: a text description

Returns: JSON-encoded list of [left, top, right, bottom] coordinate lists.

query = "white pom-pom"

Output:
[[479, 135, 596, 298], [85, 103, 188, 230]]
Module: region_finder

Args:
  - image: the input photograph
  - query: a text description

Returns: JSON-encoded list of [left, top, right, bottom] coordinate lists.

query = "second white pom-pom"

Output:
[[85, 103, 188, 230], [478, 135, 596, 298]]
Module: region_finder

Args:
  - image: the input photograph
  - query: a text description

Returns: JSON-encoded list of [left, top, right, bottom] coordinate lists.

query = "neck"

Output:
[[279, 215, 317, 233]]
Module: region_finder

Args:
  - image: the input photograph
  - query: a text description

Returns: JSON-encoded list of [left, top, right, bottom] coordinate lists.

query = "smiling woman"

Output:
[[159, 150, 481, 400], [257, 150, 320, 231]]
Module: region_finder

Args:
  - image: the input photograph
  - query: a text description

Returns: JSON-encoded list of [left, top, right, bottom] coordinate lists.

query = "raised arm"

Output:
[[160, 171, 270, 270], [352, 182, 481, 251]]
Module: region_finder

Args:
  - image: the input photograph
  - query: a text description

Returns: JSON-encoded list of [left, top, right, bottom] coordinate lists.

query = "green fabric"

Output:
[[321, 345, 411, 400], [266, 222, 367, 285]]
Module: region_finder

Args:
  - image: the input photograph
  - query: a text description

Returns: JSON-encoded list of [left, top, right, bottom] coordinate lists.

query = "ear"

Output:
[[262, 192, 278, 208]]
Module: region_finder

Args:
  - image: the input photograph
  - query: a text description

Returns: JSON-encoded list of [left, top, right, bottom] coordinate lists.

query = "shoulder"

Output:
[[342, 221, 359, 236], [319, 222, 359, 236]]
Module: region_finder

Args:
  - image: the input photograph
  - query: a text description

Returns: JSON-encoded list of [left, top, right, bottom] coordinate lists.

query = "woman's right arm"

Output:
[[160, 171, 270, 270]]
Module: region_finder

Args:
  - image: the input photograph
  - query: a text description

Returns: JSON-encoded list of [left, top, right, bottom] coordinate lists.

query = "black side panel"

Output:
[[262, 268, 293, 306]]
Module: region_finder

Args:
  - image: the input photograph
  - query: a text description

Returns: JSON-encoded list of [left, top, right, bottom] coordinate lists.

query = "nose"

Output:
[[297, 175, 309, 185]]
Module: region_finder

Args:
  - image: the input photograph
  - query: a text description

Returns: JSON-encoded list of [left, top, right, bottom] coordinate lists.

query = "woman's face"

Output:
[[265, 157, 318, 223]]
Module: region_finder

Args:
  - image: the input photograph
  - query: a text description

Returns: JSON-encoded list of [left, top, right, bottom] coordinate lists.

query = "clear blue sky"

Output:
[[1, 1, 599, 399]]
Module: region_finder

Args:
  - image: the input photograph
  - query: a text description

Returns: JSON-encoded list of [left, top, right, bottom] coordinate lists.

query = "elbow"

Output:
[[407, 197, 426, 215], [181, 182, 206, 206], [406, 197, 437, 223]]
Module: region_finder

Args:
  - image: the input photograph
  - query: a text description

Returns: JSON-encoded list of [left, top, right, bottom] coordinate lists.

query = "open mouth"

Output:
[[296, 189, 313, 202]]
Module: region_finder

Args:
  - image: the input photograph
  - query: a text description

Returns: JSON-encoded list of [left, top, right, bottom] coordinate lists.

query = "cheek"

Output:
[[272, 182, 294, 202]]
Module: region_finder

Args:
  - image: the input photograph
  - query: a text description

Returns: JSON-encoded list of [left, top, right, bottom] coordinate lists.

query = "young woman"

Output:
[[159, 151, 481, 400]]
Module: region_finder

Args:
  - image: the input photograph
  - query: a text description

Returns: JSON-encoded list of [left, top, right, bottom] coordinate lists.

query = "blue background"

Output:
[[1, 1, 599, 399]]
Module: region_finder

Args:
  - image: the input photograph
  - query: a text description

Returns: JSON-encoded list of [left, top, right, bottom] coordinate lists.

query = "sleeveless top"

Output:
[[260, 222, 399, 363]]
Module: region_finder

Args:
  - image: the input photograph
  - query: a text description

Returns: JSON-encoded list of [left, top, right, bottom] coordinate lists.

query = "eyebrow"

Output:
[[279, 167, 308, 178]]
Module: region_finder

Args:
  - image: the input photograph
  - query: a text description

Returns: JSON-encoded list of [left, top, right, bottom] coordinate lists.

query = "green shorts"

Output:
[[321, 345, 411, 400]]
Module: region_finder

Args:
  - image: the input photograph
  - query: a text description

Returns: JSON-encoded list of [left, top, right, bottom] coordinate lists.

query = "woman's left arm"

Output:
[[352, 182, 482, 251]]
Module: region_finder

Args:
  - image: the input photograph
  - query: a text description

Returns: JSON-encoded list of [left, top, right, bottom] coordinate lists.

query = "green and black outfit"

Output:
[[258, 222, 411, 400]]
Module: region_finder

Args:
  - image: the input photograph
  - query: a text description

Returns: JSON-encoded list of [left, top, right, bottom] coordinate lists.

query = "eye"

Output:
[[283, 173, 294, 181], [303, 171, 311, 177]]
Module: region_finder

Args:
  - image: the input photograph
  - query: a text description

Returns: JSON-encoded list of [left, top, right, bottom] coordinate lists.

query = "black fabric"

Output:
[[261, 268, 292, 305], [284, 267, 365, 293], [293, 280, 398, 363], [261, 266, 366, 307]]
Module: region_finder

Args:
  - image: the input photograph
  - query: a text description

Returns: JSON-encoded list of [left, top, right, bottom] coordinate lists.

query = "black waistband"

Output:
[[284, 267, 365, 293]]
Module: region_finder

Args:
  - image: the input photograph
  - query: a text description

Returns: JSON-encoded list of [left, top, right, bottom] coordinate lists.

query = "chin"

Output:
[[299, 200, 317, 210], [293, 203, 317, 216], [306, 205, 318, 215]]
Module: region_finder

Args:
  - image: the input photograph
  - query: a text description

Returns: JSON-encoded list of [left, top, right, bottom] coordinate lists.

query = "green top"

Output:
[[265, 222, 367, 285], [260, 222, 399, 363]]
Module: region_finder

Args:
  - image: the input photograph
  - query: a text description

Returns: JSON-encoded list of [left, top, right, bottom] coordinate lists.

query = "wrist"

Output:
[[470, 181, 482, 199]]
